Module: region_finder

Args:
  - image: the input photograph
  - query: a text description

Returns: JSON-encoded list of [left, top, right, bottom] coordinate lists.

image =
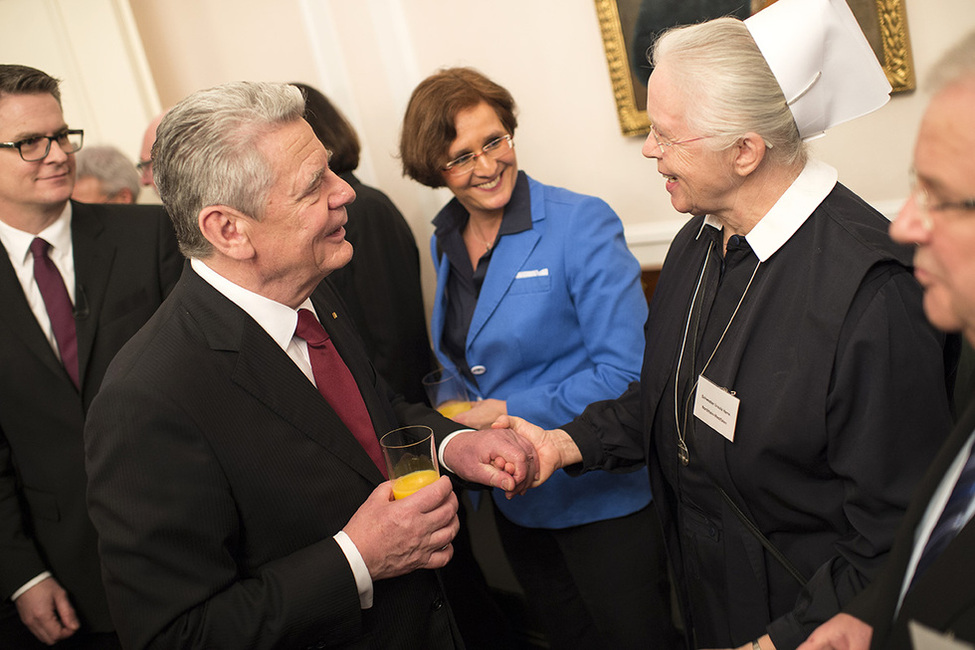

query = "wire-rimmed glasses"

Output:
[[443, 134, 513, 176], [0, 129, 84, 162], [647, 123, 711, 155]]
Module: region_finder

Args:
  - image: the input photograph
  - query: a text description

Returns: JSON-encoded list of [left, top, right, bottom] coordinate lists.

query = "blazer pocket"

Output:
[[23, 487, 61, 522], [509, 269, 551, 295]]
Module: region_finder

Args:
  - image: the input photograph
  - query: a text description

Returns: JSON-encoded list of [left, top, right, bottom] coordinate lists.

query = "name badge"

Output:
[[693, 375, 740, 442]]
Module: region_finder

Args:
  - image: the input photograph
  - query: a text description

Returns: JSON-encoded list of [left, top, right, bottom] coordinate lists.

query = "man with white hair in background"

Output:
[[71, 145, 139, 204]]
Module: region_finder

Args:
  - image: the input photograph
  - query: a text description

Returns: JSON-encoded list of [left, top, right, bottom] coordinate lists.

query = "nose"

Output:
[[472, 150, 499, 176], [140, 164, 153, 187], [889, 193, 931, 245], [642, 134, 661, 160], [43, 138, 70, 164]]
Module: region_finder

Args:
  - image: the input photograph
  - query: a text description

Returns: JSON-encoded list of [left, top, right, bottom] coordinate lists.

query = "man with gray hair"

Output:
[[800, 31, 975, 650], [83, 80, 535, 649], [71, 145, 140, 204]]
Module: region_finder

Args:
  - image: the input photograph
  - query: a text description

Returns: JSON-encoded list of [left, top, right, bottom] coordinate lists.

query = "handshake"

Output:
[[441, 416, 584, 498]]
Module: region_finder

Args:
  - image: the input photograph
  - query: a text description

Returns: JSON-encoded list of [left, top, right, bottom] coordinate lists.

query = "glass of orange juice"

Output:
[[380, 425, 440, 500], [422, 368, 472, 420]]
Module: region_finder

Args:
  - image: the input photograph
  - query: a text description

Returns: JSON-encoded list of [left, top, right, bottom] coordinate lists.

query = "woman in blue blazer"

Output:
[[400, 67, 680, 649]]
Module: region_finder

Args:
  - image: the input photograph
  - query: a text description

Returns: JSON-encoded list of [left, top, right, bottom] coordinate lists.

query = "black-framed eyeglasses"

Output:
[[0, 129, 84, 162], [136, 159, 152, 173], [443, 134, 513, 176]]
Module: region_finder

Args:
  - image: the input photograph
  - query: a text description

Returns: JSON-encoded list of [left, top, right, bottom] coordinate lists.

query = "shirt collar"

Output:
[[0, 202, 73, 265], [698, 158, 838, 261], [190, 257, 313, 352]]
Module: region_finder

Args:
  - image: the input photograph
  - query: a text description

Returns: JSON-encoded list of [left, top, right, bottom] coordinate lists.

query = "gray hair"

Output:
[[75, 146, 140, 200], [928, 31, 975, 94], [152, 81, 305, 258], [651, 17, 806, 167]]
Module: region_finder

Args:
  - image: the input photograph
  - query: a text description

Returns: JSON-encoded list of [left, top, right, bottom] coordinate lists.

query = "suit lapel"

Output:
[[898, 404, 975, 613], [70, 202, 114, 387], [466, 220, 541, 347], [183, 269, 385, 484], [0, 239, 67, 379]]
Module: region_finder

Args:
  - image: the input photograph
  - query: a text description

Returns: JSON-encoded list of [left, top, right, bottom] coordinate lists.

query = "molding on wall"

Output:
[[624, 197, 905, 269]]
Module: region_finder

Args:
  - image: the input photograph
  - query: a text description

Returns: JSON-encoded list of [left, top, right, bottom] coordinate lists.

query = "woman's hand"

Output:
[[451, 398, 507, 430]]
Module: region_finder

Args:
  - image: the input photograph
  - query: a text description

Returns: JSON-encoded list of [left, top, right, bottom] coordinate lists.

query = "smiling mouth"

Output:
[[474, 174, 503, 190]]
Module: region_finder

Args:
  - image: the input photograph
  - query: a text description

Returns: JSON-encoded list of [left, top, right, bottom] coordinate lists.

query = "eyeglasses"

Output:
[[0, 129, 84, 162], [908, 170, 975, 230], [647, 123, 711, 155], [136, 159, 152, 173], [443, 134, 513, 176]]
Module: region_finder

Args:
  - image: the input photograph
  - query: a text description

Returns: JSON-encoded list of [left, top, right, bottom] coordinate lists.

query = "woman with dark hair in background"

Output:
[[293, 83, 433, 404]]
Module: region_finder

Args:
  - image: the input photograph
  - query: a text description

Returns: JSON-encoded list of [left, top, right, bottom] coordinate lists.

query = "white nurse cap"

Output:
[[745, 0, 892, 141]]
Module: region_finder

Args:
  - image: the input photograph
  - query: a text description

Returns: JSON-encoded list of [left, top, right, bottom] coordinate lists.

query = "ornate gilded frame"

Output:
[[595, 0, 915, 137]]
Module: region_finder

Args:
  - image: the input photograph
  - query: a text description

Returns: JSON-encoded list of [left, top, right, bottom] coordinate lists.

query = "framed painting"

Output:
[[595, 0, 915, 137]]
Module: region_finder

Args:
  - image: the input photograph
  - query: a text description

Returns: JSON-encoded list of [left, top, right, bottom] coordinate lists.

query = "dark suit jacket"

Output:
[[848, 401, 975, 648], [84, 266, 462, 650], [0, 201, 182, 632]]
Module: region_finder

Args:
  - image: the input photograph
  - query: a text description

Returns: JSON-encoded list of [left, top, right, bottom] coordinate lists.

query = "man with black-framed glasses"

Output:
[[0, 64, 182, 648]]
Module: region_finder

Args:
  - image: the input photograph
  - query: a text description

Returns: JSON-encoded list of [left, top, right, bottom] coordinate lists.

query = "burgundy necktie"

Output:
[[295, 309, 387, 478], [30, 238, 79, 389]]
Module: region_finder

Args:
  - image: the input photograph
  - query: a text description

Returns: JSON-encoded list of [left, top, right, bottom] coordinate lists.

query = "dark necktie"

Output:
[[29, 238, 79, 389], [908, 438, 975, 591], [294, 309, 387, 478]]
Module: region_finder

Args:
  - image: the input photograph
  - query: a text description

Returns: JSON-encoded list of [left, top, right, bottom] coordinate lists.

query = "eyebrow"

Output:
[[8, 125, 70, 142], [448, 132, 505, 159], [298, 167, 326, 200]]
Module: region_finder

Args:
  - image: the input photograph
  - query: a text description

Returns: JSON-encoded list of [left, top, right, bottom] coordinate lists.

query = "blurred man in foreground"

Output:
[[799, 30, 975, 650]]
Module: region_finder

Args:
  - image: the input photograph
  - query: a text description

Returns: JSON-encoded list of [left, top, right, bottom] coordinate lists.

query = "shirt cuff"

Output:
[[11, 572, 52, 601], [332, 531, 373, 609], [437, 429, 475, 474]]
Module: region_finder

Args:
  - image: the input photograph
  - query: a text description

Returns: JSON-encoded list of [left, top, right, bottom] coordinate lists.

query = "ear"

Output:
[[198, 205, 256, 261], [732, 132, 768, 177]]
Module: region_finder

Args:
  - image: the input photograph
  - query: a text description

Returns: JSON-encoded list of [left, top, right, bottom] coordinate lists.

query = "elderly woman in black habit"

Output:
[[493, 0, 958, 649]]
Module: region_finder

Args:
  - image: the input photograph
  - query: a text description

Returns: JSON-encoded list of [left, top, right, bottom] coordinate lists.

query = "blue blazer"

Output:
[[431, 175, 652, 528]]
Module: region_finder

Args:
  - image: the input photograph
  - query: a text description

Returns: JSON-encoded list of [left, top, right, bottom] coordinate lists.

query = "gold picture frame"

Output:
[[595, 0, 915, 137]]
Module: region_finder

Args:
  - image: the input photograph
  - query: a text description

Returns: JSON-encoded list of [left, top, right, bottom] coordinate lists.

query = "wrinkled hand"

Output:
[[492, 415, 581, 490], [343, 476, 459, 581], [451, 399, 507, 430], [15, 577, 80, 645], [797, 614, 872, 650], [442, 427, 537, 496]]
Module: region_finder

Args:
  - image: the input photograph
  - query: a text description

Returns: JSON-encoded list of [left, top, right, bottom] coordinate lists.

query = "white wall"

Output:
[[7, 0, 974, 297], [0, 0, 159, 166]]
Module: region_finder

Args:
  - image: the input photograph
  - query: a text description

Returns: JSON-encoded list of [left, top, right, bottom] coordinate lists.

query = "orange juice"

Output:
[[437, 400, 472, 419], [391, 469, 439, 500]]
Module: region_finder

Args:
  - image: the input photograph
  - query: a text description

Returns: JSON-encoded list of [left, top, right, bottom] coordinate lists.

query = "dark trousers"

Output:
[[495, 503, 682, 650]]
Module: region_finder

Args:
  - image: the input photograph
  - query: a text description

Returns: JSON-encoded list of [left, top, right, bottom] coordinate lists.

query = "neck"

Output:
[[201, 255, 318, 310], [0, 200, 67, 236], [716, 159, 803, 251]]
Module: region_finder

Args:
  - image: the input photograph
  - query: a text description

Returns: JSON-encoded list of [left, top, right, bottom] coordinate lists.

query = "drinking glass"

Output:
[[380, 425, 440, 499]]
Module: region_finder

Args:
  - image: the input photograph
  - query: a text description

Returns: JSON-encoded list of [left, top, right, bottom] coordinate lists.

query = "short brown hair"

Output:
[[399, 67, 517, 188], [292, 83, 360, 174], [0, 64, 61, 105]]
